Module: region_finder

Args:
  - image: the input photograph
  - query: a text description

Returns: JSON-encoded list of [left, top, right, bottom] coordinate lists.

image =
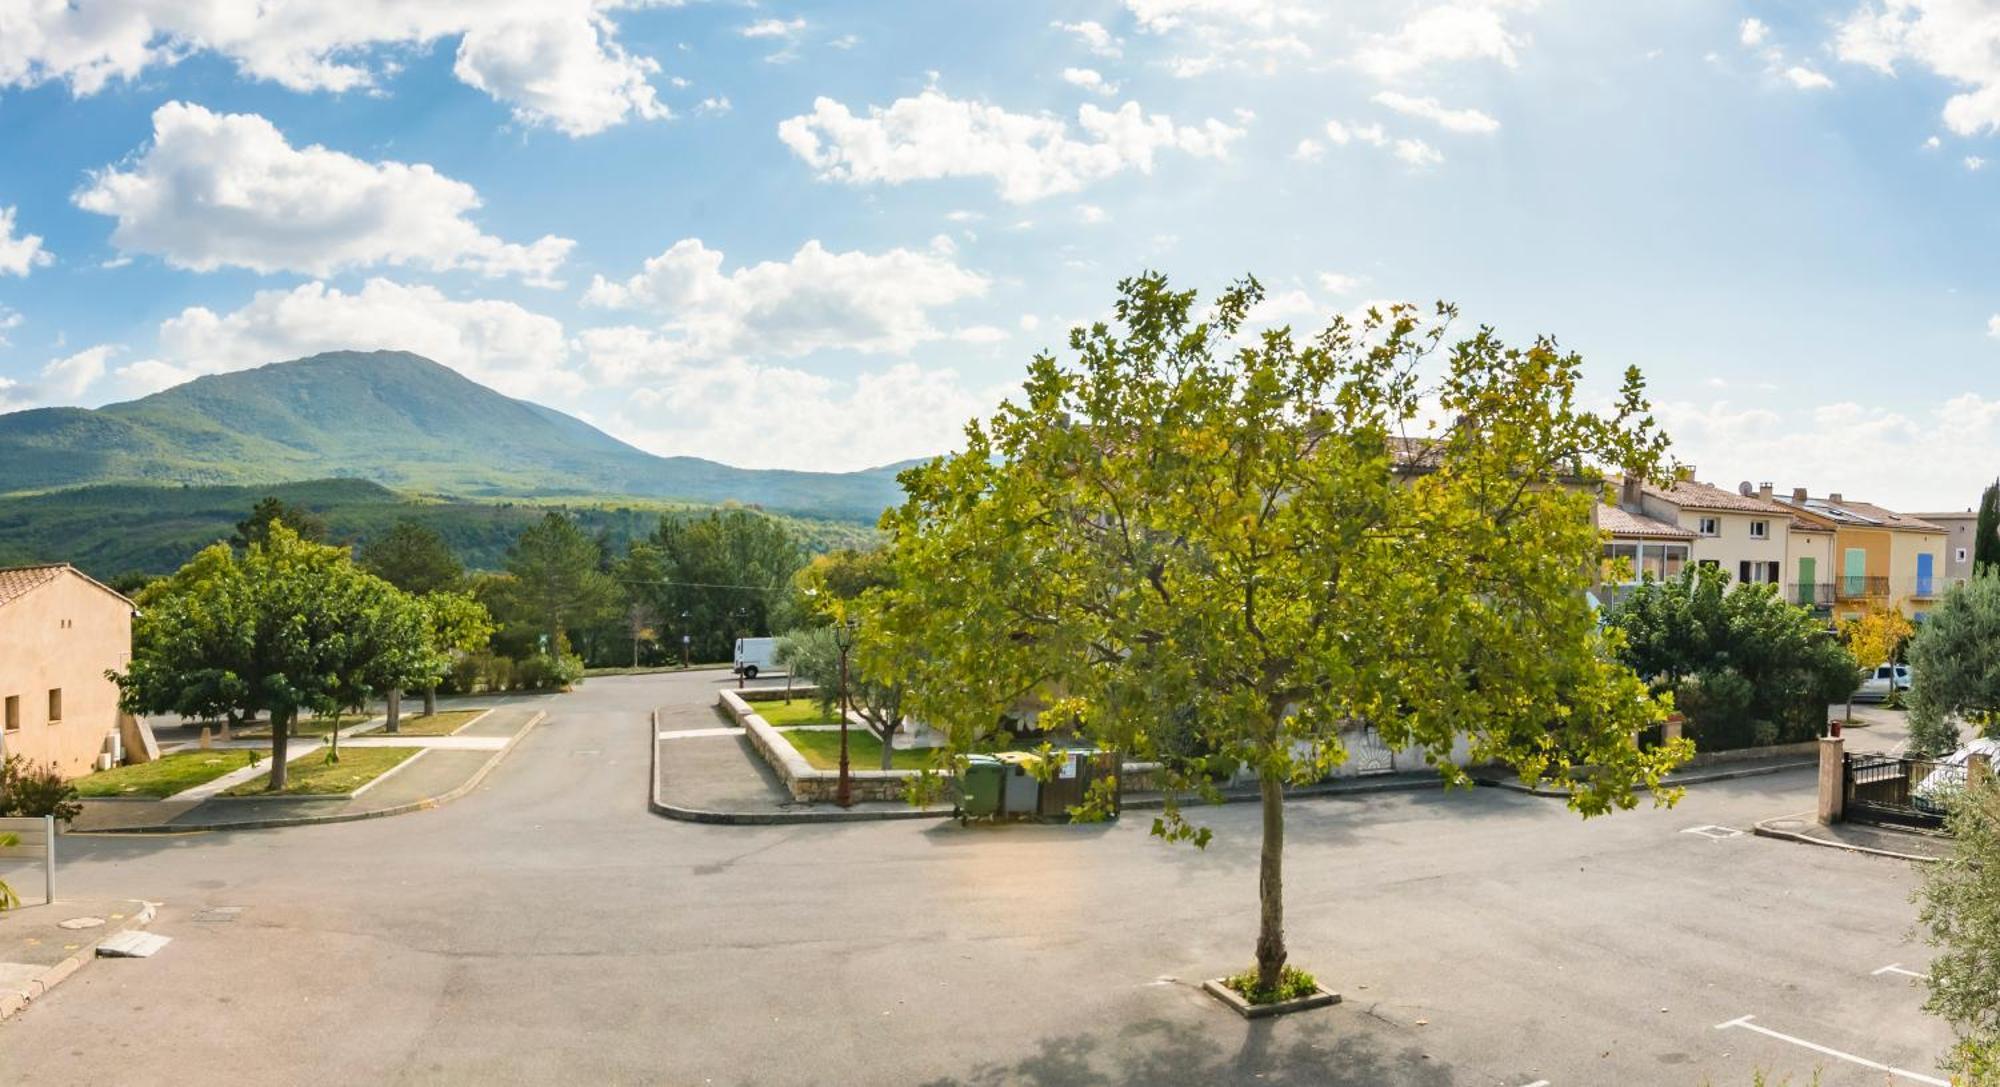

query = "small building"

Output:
[[1908, 510, 1983, 588], [1772, 490, 1946, 621], [0, 564, 135, 779], [1597, 503, 1696, 608], [1617, 473, 1792, 588]]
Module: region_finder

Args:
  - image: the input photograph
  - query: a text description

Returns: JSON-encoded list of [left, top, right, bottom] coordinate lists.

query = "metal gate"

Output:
[[1844, 753, 1950, 831]]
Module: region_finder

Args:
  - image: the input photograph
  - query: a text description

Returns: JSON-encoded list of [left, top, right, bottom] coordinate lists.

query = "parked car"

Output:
[[1912, 738, 2000, 815], [1853, 662, 1912, 702], [732, 636, 778, 679]]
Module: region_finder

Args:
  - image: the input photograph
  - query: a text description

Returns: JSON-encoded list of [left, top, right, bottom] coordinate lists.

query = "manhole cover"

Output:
[[192, 906, 245, 923], [57, 916, 105, 930], [1681, 825, 1744, 840]]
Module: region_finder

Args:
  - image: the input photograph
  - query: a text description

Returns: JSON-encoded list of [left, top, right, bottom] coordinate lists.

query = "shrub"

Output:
[[1221, 964, 1320, 1005], [483, 654, 516, 692], [0, 755, 83, 823], [446, 654, 484, 695], [516, 652, 584, 691]]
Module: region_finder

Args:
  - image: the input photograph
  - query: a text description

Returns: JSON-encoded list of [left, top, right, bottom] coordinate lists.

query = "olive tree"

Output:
[[1916, 777, 2000, 1079], [873, 273, 1689, 995], [1907, 572, 2000, 756]]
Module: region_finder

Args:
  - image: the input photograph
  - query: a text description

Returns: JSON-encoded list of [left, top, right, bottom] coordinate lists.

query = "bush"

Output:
[[1221, 964, 1320, 1005], [445, 654, 484, 695], [516, 652, 584, 691], [0, 755, 83, 823], [483, 654, 516, 692]]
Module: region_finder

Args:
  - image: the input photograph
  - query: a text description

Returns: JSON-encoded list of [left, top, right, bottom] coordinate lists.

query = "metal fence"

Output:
[[1843, 753, 1952, 831]]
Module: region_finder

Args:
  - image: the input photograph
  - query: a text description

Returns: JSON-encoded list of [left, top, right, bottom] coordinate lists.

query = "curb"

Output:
[[79, 712, 546, 835], [1751, 814, 1942, 864], [0, 900, 156, 1022], [648, 709, 955, 825], [1474, 759, 1817, 799]]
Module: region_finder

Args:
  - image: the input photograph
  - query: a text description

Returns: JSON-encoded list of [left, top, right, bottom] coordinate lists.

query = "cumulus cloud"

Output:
[[1353, 1, 1539, 81], [1324, 119, 1388, 146], [148, 278, 578, 400], [1837, 0, 2000, 134], [1784, 64, 1835, 90], [1740, 18, 1769, 47], [0, 1, 667, 137], [1657, 393, 2000, 509], [0, 206, 53, 277], [1052, 20, 1124, 58], [1370, 90, 1500, 133], [1062, 67, 1119, 95], [1393, 137, 1445, 166], [1123, 0, 1318, 75], [0, 345, 117, 409], [582, 237, 990, 361], [73, 103, 573, 284], [777, 89, 1245, 202], [740, 17, 805, 39]]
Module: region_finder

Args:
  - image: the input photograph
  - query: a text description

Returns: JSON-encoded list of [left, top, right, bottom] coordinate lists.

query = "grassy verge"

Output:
[[583, 663, 729, 677], [73, 751, 257, 798], [234, 714, 373, 739], [221, 747, 423, 797], [362, 709, 484, 737], [779, 727, 934, 771], [753, 699, 844, 727]]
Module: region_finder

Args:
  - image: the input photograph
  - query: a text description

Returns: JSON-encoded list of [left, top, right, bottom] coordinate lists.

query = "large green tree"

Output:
[[1604, 565, 1858, 750], [781, 548, 909, 769], [114, 525, 432, 790], [627, 509, 804, 663], [1916, 778, 2000, 1080], [1975, 479, 2000, 574], [360, 519, 465, 597], [874, 273, 1688, 994], [230, 495, 329, 551], [1907, 573, 2000, 756], [501, 512, 617, 654]]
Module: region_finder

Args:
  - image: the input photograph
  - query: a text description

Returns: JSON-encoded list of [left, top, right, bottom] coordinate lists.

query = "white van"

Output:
[[733, 637, 778, 679]]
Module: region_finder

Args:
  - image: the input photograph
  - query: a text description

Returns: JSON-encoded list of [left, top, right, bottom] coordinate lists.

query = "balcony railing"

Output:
[[1835, 575, 1891, 600], [1787, 582, 1834, 607]]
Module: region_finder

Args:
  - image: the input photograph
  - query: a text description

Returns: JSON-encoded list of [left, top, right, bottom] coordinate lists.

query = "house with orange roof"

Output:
[[0, 564, 135, 779], [1771, 489, 1948, 621]]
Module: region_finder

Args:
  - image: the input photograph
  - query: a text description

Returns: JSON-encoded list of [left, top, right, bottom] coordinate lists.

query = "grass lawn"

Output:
[[362, 709, 485, 737], [234, 714, 374, 739], [73, 751, 257, 798], [753, 699, 845, 727], [221, 746, 423, 797], [780, 727, 935, 771]]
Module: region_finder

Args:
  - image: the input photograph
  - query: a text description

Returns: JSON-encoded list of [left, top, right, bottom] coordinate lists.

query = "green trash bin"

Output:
[[957, 755, 1004, 824]]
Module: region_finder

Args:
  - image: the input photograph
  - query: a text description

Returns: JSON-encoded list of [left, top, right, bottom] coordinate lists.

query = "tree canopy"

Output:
[[498, 512, 617, 654], [360, 519, 465, 596], [1604, 565, 1857, 750], [1907, 573, 2000, 755], [1976, 479, 2000, 574], [624, 509, 804, 662], [231, 495, 329, 551], [781, 548, 908, 768], [872, 272, 1688, 992], [1917, 778, 2000, 1080]]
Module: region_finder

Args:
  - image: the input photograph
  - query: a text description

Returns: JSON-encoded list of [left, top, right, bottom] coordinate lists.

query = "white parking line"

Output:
[[1521, 1080, 1551, 1087], [1714, 1015, 1947, 1086], [1873, 963, 1927, 979]]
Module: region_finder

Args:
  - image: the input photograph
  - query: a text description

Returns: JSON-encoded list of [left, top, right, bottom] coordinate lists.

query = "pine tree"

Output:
[[1975, 479, 2000, 574]]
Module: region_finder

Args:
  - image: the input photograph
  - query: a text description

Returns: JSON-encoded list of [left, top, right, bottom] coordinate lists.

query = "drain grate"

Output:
[[191, 906, 245, 923]]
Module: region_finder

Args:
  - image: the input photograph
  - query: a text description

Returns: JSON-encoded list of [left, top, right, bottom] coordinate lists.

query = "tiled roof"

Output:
[[1788, 518, 1832, 534], [1600, 505, 1696, 539], [0, 564, 67, 608], [1638, 477, 1787, 514], [1776, 496, 1943, 533]]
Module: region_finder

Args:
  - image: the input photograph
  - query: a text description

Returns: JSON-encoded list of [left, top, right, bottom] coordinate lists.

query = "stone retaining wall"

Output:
[[720, 689, 918, 803]]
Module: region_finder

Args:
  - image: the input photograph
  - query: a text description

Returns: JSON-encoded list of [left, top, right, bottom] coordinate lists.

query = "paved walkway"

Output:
[[1755, 811, 1953, 861], [0, 898, 155, 1020], [70, 708, 542, 833]]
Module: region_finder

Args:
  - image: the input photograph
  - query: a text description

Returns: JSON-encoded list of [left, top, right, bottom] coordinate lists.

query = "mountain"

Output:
[[0, 351, 917, 521]]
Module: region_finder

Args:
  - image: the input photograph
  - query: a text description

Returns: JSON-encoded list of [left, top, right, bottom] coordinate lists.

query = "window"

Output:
[[1698, 516, 1720, 536], [47, 689, 61, 724], [1958, 548, 1970, 563], [1749, 520, 1768, 539], [3, 696, 17, 733]]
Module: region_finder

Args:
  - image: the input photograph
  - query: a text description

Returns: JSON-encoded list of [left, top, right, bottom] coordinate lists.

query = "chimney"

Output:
[[1758, 481, 1773, 501], [1829, 492, 1843, 504], [1792, 486, 1808, 503], [1620, 474, 1641, 509]]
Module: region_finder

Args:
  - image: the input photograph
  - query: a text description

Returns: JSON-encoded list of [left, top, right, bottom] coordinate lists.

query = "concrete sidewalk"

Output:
[[0, 898, 156, 1020], [1754, 811, 1952, 861], [70, 708, 544, 834]]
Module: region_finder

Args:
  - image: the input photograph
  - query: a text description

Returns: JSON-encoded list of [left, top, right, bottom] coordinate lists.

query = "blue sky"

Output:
[[2, 1, 1998, 508]]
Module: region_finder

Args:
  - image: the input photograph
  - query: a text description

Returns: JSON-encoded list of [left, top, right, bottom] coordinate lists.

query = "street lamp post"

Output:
[[835, 617, 855, 808]]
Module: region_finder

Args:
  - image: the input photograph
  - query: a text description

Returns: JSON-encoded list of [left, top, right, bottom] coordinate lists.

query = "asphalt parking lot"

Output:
[[0, 671, 1955, 1085]]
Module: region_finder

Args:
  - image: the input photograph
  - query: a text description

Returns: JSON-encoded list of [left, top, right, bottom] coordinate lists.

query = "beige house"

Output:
[[1612, 473, 1791, 587], [1784, 517, 1836, 613], [0, 565, 135, 779], [1772, 491, 1946, 622]]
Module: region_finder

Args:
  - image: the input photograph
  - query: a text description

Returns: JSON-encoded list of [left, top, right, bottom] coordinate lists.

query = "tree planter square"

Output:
[[1201, 978, 1341, 1019]]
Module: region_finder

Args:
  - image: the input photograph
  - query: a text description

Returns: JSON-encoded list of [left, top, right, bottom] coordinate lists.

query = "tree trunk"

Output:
[[269, 709, 292, 791], [386, 689, 402, 735], [879, 720, 897, 771], [1255, 769, 1288, 992], [326, 711, 341, 763], [424, 686, 439, 716]]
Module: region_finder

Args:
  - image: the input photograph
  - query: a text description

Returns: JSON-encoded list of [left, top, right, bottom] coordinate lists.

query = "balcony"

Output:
[[1786, 582, 1834, 608], [1834, 575, 1890, 601]]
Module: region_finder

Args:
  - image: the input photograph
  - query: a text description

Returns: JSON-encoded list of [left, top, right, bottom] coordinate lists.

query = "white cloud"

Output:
[[149, 278, 577, 400], [1783, 64, 1835, 90], [1077, 204, 1108, 224], [1837, 0, 2000, 135], [1967, 154, 1987, 171], [1062, 67, 1120, 95], [740, 18, 805, 39], [1052, 20, 1123, 58], [1657, 392, 2000, 510], [1987, 314, 2000, 338], [1292, 137, 1326, 162], [1394, 137, 1445, 166], [1925, 134, 1943, 149], [1, 1, 669, 137], [583, 237, 990, 361], [0, 205, 53, 277], [777, 90, 1245, 203], [1124, 0, 1319, 75], [0, 345, 117, 409], [1324, 119, 1388, 146], [73, 102, 573, 284], [1740, 18, 1769, 47], [697, 96, 732, 115], [1371, 90, 1500, 133], [1353, 1, 1539, 81], [829, 33, 861, 50], [0, 306, 20, 347], [1318, 271, 1365, 295]]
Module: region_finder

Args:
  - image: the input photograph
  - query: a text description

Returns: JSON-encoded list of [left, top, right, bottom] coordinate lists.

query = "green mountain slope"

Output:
[[0, 350, 917, 521]]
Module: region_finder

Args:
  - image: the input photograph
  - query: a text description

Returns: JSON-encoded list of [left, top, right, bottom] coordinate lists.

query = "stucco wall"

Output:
[[0, 573, 132, 779], [1667, 507, 1788, 578], [1889, 531, 1946, 618]]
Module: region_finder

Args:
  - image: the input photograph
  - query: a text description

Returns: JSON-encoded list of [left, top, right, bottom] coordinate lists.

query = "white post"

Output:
[[42, 815, 54, 905]]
